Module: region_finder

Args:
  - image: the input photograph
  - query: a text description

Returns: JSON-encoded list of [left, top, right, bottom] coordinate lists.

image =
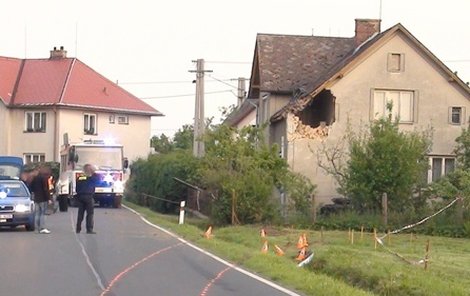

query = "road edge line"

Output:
[[122, 204, 302, 296]]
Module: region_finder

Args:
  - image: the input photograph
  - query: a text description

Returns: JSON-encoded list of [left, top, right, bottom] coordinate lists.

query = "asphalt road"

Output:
[[0, 207, 302, 296]]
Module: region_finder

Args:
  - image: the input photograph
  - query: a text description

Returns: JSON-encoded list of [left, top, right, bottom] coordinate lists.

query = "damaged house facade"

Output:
[[227, 19, 470, 205]]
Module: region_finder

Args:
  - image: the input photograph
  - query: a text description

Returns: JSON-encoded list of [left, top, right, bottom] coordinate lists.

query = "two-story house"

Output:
[[227, 19, 470, 205], [0, 47, 162, 164]]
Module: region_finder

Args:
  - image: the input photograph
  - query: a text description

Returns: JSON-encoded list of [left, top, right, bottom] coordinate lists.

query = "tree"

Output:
[[125, 151, 200, 213], [430, 126, 470, 224], [454, 125, 470, 170], [150, 134, 173, 154], [200, 124, 315, 224], [173, 124, 193, 151], [321, 114, 431, 212]]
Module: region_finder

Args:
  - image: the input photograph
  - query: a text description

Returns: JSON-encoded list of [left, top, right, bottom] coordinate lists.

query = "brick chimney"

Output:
[[50, 46, 67, 59], [354, 19, 381, 46]]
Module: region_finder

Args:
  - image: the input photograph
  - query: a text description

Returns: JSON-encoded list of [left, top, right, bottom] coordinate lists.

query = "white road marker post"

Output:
[[179, 201, 186, 225]]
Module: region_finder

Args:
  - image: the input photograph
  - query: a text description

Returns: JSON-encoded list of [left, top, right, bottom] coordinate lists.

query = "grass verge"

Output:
[[124, 201, 470, 296]]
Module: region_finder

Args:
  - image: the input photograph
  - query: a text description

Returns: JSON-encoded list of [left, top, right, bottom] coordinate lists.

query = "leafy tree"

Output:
[[454, 125, 470, 170], [125, 151, 200, 213], [200, 124, 315, 224], [430, 126, 470, 224], [150, 134, 173, 154], [173, 124, 193, 150], [326, 114, 431, 212]]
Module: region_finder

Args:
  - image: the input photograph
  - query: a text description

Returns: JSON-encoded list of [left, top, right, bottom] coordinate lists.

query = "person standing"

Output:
[[75, 164, 99, 234], [30, 166, 52, 234]]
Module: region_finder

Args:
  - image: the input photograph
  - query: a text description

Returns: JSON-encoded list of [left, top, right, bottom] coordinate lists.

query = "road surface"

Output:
[[0, 207, 301, 296]]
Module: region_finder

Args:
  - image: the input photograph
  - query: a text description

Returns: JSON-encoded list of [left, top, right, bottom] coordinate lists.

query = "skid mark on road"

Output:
[[70, 212, 106, 291], [100, 242, 183, 296], [199, 266, 232, 296], [123, 205, 302, 296]]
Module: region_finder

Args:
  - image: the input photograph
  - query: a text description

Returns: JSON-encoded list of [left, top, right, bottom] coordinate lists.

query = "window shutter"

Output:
[[448, 107, 452, 124]]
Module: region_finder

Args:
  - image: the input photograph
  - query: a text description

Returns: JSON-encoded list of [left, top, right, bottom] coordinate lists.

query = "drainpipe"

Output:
[[53, 107, 58, 162]]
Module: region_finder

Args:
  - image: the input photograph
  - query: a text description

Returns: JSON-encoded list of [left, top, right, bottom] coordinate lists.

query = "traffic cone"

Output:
[[302, 233, 309, 247], [295, 247, 307, 261], [261, 240, 268, 254], [296, 235, 305, 249], [274, 244, 285, 256], [203, 226, 213, 239], [260, 228, 267, 238]]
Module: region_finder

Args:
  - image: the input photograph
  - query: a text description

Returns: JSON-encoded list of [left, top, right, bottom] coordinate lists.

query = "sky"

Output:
[[1, 0, 469, 137]]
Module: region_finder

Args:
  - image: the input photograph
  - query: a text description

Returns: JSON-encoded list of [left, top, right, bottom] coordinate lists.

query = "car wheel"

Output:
[[25, 223, 35, 232]]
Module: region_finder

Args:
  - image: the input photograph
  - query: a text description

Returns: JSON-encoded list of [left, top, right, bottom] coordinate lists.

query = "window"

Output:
[[449, 106, 466, 125], [24, 112, 46, 132], [109, 115, 115, 124], [84, 114, 97, 135], [387, 53, 404, 72], [117, 115, 129, 125], [428, 156, 455, 183], [372, 90, 415, 123], [24, 154, 45, 165]]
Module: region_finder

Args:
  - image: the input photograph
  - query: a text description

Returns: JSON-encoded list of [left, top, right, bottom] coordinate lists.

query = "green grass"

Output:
[[124, 201, 470, 296]]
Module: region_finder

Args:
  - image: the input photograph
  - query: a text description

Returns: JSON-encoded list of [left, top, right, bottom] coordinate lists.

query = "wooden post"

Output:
[[456, 197, 464, 225], [360, 226, 364, 241], [351, 229, 355, 245], [382, 193, 388, 227], [424, 239, 430, 270], [231, 189, 240, 225], [311, 194, 317, 223], [320, 226, 324, 244], [374, 228, 377, 250]]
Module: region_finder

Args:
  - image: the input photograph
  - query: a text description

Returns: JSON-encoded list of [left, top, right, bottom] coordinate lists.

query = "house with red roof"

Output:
[[0, 47, 162, 164], [226, 19, 470, 204]]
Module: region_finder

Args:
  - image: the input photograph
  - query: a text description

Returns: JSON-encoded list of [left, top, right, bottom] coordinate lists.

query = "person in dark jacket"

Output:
[[76, 164, 99, 234], [30, 166, 52, 234]]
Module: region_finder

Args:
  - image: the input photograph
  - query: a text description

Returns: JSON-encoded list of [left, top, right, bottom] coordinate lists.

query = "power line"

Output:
[[205, 60, 251, 65], [207, 75, 238, 88], [119, 80, 192, 85], [118, 79, 238, 85], [444, 60, 470, 63], [140, 90, 232, 100]]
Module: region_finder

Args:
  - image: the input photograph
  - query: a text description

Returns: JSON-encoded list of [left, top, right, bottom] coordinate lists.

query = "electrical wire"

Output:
[[205, 60, 251, 64], [207, 75, 238, 88], [140, 90, 233, 100]]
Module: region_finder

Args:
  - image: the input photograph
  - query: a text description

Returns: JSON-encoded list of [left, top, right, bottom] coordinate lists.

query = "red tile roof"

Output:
[[0, 57, 22, 105], [0, 56, 162, 116]]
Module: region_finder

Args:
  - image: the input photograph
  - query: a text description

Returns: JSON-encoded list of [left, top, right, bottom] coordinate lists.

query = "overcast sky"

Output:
[[1, 0, 469, 137]]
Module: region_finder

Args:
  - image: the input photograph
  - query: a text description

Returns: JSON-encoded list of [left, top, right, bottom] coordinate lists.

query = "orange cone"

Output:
[[274, 244, 285, 256], [296, 235, 305, 249], [302, 233, 309, 248], [295, 247, 307, 261], [261, 240, 268, 253], [203, 226, 213, 239], [260, 228, 267, 238]]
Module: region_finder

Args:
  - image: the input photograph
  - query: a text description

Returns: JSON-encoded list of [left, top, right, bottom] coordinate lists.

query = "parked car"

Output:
[[0, 179, 35, 231]]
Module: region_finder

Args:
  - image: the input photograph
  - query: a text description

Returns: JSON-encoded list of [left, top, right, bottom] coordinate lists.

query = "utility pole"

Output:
[[189, 59, 212, 157], [237, 77, 246, 108]]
